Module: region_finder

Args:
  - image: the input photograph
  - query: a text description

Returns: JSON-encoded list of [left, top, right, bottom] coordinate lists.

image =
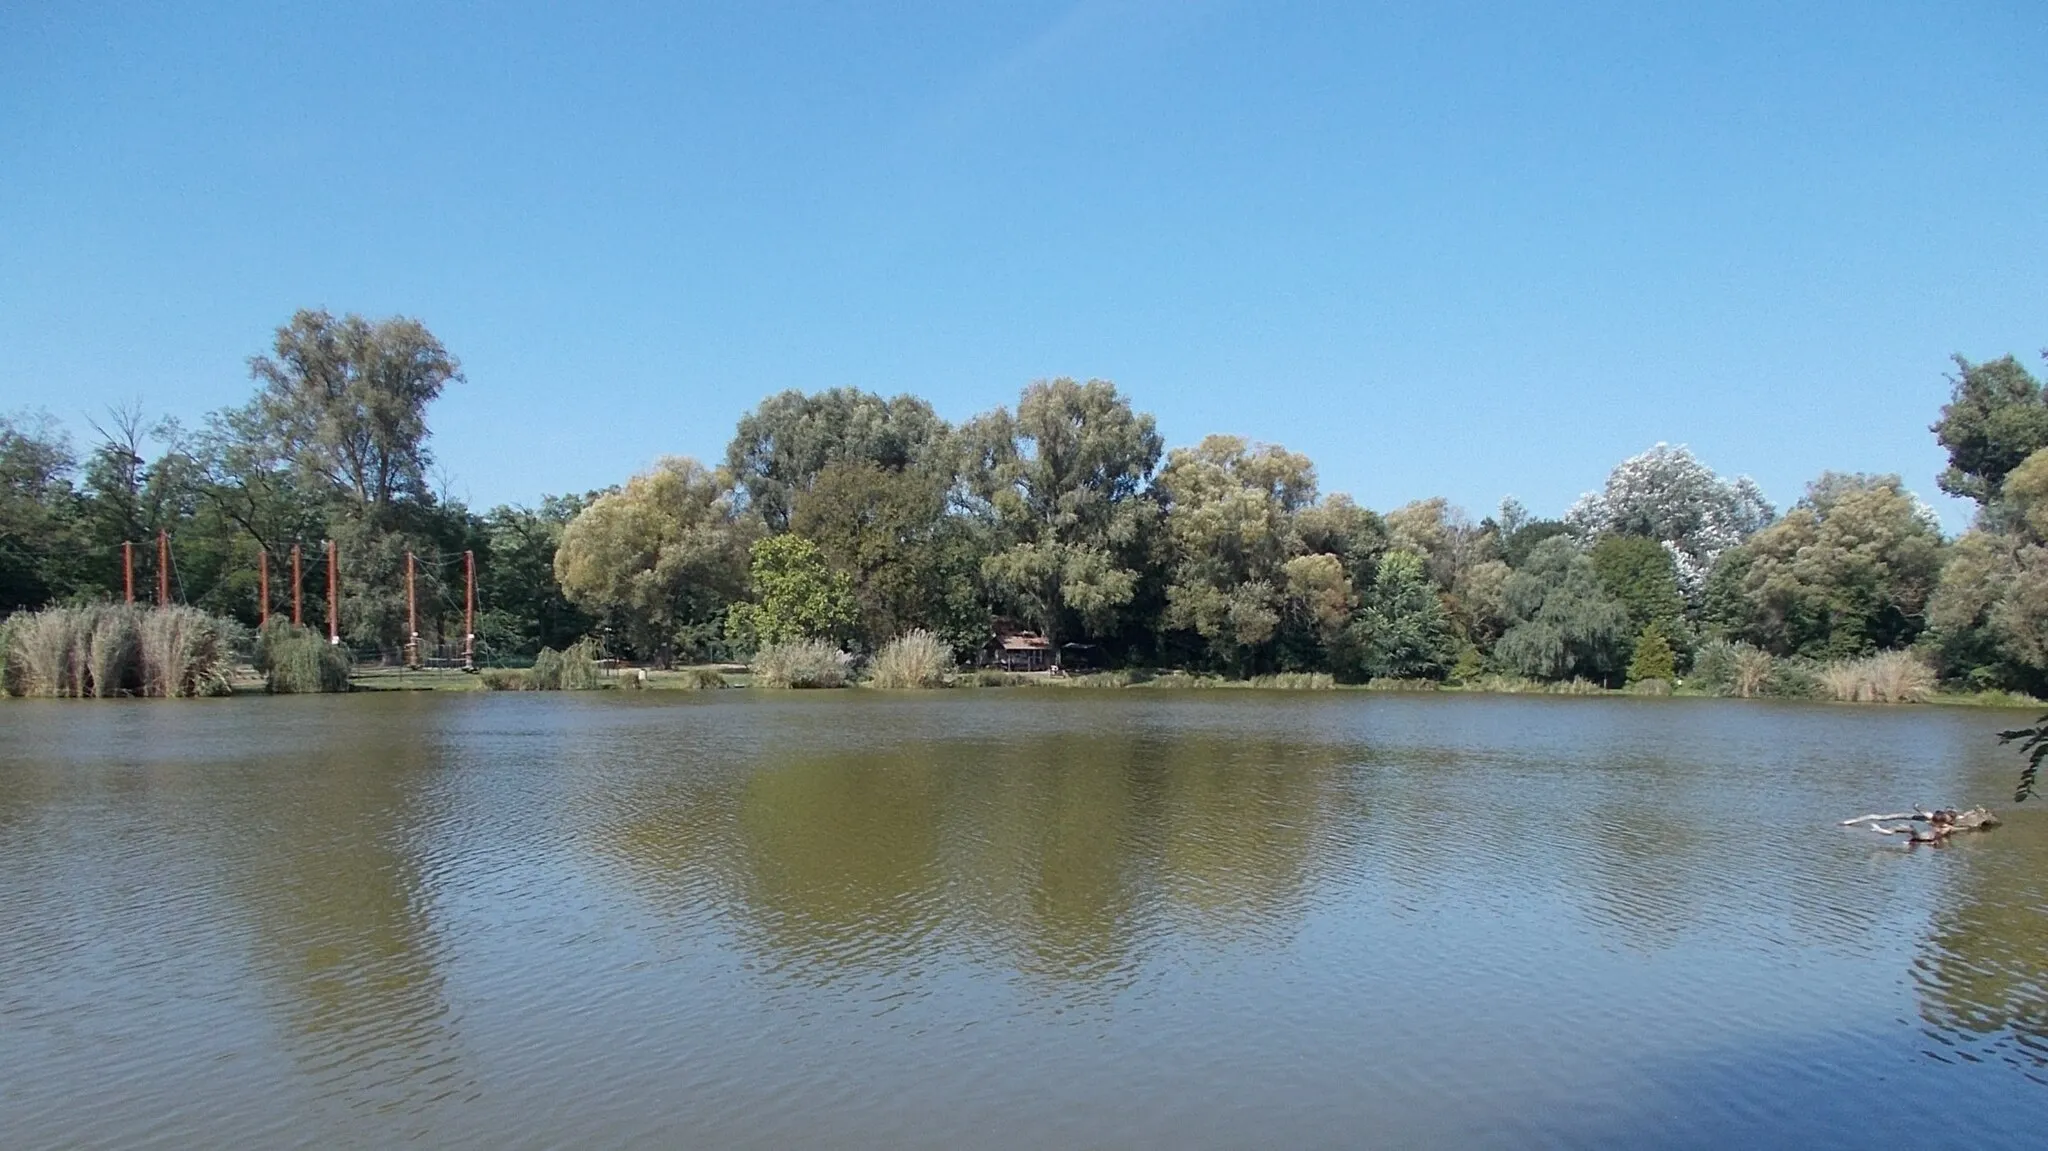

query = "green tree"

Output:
[[476, 495, 598, 657], [248, 309, 463, 515], [1717, 473, 1944, 658], [789, 460, 987, 651], [966, 378, 1162, 648], [0, 411, 83, 610], [1925, 530, 2048, 694], [1351, 550, 1456, 680], [726, 534, 859, 650], [1589, 534, 1687, 653], [1932, 352, 2048, 505], [554, 457, 754, 663], [1494, 536, 1633, 683], [726, 389, 952, 531], [1155, 435, 1318, 671], [1626, 623, 1677, 684]]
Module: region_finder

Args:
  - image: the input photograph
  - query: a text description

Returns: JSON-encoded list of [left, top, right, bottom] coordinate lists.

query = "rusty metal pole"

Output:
[[291, 544, 302, 626], [157, 529, 169, 605], [326, 539, 339, 646], [464, 549, 476, 670], [406, 551, 418, 668], [258, 550, 270, 628], [123, 541, 134, 604]]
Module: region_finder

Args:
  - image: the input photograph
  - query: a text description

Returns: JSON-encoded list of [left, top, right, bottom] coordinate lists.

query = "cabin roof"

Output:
[[993, 633, 1051, 652]]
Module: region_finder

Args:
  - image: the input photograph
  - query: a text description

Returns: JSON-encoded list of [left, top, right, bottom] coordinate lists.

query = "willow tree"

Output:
[[966, 378, 1162, 649], [725, 388, 952, 531], [553, 457, 755, 663], [1154, 435, 1318, 671]]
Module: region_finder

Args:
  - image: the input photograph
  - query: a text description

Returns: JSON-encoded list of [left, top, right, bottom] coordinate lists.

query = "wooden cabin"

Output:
[[981, 627, 1054, 672]]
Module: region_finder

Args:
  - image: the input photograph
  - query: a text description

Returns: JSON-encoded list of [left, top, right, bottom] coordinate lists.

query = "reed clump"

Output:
[[1361, 676, 1434, 692], [0, 605, 232, 698], [751, 639, 849, 688], [866, 630, 953, 689], [1815, 650, 1935, 704], [256, 621, 352, 694]]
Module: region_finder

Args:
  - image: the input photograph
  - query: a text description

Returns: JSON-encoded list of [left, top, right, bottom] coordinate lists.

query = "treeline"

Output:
[[5, 309, 2047, 695]]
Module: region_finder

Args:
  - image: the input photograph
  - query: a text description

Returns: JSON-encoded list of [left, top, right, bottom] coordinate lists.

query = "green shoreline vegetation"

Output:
[[6, 309, 2048, 710]]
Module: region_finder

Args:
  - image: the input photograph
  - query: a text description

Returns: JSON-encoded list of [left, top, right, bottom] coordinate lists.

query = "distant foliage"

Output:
[[751, 638, 849, 688], [867, 629, 953, 689], [1713, 474, 1943, 659]]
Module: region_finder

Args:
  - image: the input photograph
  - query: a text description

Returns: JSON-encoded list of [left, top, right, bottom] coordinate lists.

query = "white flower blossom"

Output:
[[1568, 444, 1776, 599]]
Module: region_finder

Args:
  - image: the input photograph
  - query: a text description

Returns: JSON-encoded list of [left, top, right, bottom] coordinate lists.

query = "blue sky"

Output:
[[3, 1, 2043, 531]]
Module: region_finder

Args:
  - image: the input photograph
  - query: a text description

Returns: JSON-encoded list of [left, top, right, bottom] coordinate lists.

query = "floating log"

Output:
[[1840, 807, 2001, 844]]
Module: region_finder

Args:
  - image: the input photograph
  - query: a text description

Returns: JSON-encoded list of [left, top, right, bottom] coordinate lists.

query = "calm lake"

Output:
[[1, 692, 2044, 1148]]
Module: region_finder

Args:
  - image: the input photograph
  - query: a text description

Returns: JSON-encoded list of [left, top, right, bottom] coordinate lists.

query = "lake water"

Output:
[[1, 692, 2044, 1149]]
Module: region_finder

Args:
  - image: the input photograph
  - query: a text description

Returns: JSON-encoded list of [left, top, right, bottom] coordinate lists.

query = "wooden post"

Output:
[[291, 544, 302, 626], [123, 541, 134, 604], [157, 529, 170, 605], [326, 539, 339, 646], [258, 550, 270, 628], [405, 550, 418, 668], [464, 549, 476, 670]]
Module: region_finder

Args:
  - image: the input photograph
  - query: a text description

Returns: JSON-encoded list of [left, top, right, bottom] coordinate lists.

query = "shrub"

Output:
[[528, 639, 602, 691], [1361, 676, 1435, 691], [673, 667, 729, 690], [1815, 651, 1936, 704], [1627, 677, 1674, 696], [1253, 672, 1338, 690], [479, 668, 531, 691], [258, 622, 352, 694], [968, 669, 1031, 688], [867, 630, 954, 689], [751, 638, 849, 688]]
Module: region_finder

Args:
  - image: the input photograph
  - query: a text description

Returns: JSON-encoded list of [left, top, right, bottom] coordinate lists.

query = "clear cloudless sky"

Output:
[[3, 0, 2043, 530]]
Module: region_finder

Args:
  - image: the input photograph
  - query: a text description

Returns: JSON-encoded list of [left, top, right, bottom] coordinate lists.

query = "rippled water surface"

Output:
[[2, 692, 2045, 1148]]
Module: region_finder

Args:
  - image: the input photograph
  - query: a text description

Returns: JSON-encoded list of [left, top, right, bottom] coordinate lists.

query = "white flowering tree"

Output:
[[1567, 444, 1775, 599]]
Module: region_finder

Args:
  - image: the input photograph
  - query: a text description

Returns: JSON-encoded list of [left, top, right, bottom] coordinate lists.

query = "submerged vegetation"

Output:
[[4, 312, 2048, 707]]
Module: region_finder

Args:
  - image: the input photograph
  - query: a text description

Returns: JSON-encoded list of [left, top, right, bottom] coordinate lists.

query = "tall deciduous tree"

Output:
[[1717, 473, 1944, 658], [1155, 435, 1318, 670], [789, 460, 986, 650], [726, 389, 952, 531], [966, 378, 1162, 648], [726, 535, 860, 650], [1494, 536, 1633, 684], [1932, 353, 2048, 506], [248, 309, 463, 515], [1568, 444, 1774, 598], [554, 457, 754, 663]]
